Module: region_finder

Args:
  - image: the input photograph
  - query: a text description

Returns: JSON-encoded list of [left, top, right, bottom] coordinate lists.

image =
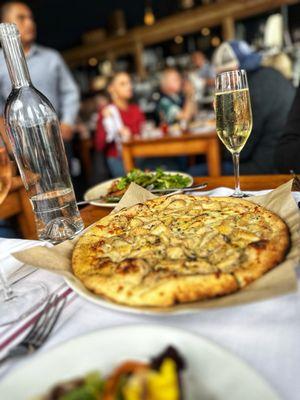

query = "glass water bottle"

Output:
[[0, 23, 84, 243]]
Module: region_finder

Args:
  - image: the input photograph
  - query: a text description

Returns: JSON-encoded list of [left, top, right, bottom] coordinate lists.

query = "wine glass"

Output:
[[215, 70, 253, 197], [0, 134, 48, 326]]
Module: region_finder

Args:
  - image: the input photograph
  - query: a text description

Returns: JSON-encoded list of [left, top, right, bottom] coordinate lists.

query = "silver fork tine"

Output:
[[0, 293, 66, 365], [26, 295, 59, 344], [32, 296, 59, 343], [34, 296, 66, 347], [23, 294, 56, 343]]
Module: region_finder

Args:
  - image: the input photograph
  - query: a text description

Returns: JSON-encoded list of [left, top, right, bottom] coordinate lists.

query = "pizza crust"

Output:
[[81, 272, 239, 307], [72, 195, 290, 308]]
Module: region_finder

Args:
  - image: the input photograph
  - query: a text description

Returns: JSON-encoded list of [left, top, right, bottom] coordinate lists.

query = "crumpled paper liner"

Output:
[[13, 180, 300, 313]]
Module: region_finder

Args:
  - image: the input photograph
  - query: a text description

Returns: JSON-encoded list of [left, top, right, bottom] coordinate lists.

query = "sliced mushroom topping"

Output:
[[146, 234, 161, 244], [129, 217, 144, 228], [184, 259, 217, 274], [199, 231, 219, 248], [129, 227, 149, 236], [169, 236, 183, 246], [189, 206, 203, 215], [164, 195, 189, 206], [183, 236, 203, 250], [151, 223, 169, 236], [231, 229, 260, 245], [166, 246, 184, 260], [202, 201, 222, 211], [216, 250, 243, 272]]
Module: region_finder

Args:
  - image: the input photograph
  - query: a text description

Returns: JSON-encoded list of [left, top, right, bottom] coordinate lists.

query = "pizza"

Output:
[[72, 195, 290, 307]]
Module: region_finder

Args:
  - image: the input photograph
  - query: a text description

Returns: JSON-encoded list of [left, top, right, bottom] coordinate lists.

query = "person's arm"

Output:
[[180, 97, 196, 122], [55, 52, 80, 141], [179, 80, 196, 122], [0, 85, 11, 151], [102, 106, 122, 143], [0, 116, 10, 150], [134, 106, 145, 137], [94, 109, 107, 151], [274, 85, 300, 173]]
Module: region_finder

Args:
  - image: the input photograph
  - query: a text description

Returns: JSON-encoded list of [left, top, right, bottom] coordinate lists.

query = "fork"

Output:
[[0, 294, 66, 365]]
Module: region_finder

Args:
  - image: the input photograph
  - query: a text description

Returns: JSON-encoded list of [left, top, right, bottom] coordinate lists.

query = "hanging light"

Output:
[[174, 35, 184, 44], [201, 27, 210, 36], [88, 57, 98, 66], [180, 0, 194, 10], [144, 2, 155, 26]]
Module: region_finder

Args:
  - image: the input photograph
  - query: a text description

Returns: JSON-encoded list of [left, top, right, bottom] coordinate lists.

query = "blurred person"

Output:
[[274, 84, 300, 173], [157, 68, 196, 125], [78, 91, 109, 136], [95, 72, 145, 177], [191, 50, 215, 86], [211, 40, 294, 174], [0, 1, 80, 238], [0, 1, 80, 157], [262, 52, 293, 81], [75, 91, 110, 185]]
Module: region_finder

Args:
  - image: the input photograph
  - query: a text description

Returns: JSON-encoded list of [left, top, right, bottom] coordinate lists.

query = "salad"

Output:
[[39, 346, 185, 400], [101, 168, 191, 203]]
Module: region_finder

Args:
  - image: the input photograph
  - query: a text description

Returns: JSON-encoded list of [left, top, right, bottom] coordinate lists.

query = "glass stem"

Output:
[[232, 152, 241, 194], [0, 270, 14, 301]]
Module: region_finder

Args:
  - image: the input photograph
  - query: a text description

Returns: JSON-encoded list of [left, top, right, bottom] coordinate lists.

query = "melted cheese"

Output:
[[97, 196, 273, 276]]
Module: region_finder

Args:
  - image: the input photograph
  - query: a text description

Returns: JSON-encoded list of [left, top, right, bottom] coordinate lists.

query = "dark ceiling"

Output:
[[26, 0, 187, 51], [11, 1, 300, 52]]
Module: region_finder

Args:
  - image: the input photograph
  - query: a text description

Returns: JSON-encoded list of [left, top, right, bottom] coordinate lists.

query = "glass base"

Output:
[[231, 191, 250, 198], [0, 282, 48, 326], [39, 218, 84, 244]]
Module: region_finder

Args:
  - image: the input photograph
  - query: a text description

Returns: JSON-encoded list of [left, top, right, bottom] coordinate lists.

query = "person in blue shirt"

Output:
[[0, 1, 80, 238], [191, 51, 215, 86], [0, 1, 80, 146]]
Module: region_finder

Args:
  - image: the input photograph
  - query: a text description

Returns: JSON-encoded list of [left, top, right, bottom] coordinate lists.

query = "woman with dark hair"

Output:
[[94, 72, 145, 177]]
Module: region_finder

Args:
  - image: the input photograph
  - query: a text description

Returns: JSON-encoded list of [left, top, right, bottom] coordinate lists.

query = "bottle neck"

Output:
[[1, 26, 31, 88]]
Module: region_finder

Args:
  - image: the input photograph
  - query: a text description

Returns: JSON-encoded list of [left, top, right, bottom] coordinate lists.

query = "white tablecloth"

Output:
[[0, 188, 299, 400]]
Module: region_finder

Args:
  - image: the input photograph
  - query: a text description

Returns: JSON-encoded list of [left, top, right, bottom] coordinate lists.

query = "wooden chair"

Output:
[[122, 131, 221, 176], [78, 137, 93, 181], [0, 176, 37, 239]]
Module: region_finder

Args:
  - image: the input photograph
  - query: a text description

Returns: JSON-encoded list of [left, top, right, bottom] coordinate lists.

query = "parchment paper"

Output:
[[13, 180, 300, 312]]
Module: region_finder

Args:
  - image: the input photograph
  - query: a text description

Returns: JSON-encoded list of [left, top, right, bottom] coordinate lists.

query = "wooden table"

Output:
[[121, 131, 221, 176], [0, 176, 37, 239], [80, 174, 293, 228]]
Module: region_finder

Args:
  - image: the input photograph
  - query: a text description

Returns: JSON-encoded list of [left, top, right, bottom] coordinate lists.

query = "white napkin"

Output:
[[0, 239, 41, 276]]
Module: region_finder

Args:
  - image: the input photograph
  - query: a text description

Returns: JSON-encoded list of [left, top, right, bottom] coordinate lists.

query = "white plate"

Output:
[[0, 325, 279, 400], [84, 171, 194, 207]]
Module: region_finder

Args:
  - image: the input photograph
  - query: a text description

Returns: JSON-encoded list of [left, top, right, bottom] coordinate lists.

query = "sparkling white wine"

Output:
[[215, 88, 252, 153]]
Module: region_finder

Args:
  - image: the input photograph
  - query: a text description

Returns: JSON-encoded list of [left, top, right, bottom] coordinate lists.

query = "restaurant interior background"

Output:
[[17, 0, 300, 190], [2, 0, 300, 240], [1, 3, 300, 399]]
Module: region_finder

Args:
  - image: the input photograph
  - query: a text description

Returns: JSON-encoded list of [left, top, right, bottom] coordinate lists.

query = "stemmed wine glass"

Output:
[[0, 134, 48, 326], [215, 70, 253, 197]]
